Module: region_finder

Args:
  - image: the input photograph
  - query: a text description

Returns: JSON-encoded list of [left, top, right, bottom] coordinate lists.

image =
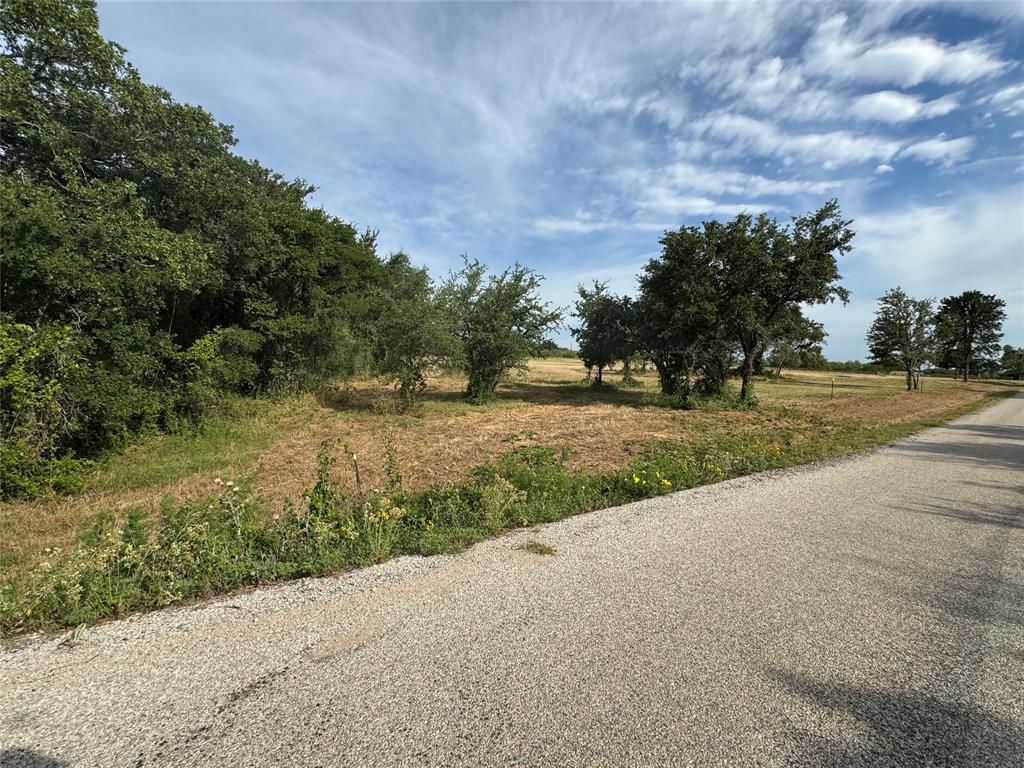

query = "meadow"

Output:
[[2, 359, 1016, 589]]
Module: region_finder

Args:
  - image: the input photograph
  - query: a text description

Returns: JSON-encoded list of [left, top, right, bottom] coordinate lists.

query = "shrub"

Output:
[[441, 258, 562, 403]]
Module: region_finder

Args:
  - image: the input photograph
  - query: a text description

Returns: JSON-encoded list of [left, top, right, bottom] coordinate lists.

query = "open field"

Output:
[[1, 360, 1019, 583]]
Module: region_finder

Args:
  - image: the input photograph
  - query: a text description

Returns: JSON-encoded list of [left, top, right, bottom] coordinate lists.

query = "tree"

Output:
[[637, 225, 728, 400], [934, 291, 1006, 381], [0, 0, 386, 495], [441, 258, 562, 403], [765, 307, 827, 377], [866, 287, 934, 391], [714, 200, 853, 401], [999, 346, 1024, 381], [572, 282, 636, 386], [368, 254, 457, 410]]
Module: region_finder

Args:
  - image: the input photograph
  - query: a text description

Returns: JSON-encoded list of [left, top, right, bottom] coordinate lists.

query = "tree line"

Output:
[[572, 202, 853, 402], [866, 288, 1012, 389], [1, 1, 565, 497]]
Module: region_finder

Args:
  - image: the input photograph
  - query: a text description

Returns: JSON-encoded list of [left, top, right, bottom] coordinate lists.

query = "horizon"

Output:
[[98, 0, 1024, 359]]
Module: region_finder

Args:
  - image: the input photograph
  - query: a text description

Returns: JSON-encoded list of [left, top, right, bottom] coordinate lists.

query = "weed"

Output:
[[517, 540, 557, 555]]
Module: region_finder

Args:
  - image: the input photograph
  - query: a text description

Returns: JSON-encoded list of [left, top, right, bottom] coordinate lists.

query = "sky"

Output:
[[98, 1, 1024, 360]]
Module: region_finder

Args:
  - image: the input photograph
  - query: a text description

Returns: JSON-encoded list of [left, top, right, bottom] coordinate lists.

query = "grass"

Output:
[[517, 539, 558, 556], [1, 361, 1019, 635]]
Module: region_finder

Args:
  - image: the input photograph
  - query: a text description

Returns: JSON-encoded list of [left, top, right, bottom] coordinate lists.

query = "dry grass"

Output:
[[1, 360, 1017, 579]]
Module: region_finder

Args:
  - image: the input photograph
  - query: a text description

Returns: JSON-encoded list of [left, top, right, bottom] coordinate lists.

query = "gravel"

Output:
[[2, 393, 1022, 767]]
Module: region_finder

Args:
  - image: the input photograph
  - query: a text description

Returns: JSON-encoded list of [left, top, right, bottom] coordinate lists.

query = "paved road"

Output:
[[2, 394, 1022, 767]]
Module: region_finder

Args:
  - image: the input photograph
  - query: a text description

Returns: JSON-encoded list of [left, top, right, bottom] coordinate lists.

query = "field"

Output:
[[1, 359, 1018, 586]]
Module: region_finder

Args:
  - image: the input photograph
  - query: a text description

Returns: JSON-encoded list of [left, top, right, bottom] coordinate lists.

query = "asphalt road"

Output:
[[2, 393, 1022, 768]]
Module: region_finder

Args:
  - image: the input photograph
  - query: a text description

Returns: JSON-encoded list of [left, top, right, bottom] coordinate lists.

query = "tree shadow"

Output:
[[494, 381, 652, 408], [0, 750, 71, 768], [317, 380, 657, 413], [897, 495, 1024, 531], [766, 668, 1024, 766], [888, 424, 1024, 472]]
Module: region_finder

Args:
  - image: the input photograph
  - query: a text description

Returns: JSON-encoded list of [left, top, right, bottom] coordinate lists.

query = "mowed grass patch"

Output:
[[1, 361, 1018, 587]]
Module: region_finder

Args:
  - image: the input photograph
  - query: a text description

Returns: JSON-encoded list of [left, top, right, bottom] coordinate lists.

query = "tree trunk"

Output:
[[905, 368, 913, 391], [740, 351, 755, 401], [595, 365, 604, 384]]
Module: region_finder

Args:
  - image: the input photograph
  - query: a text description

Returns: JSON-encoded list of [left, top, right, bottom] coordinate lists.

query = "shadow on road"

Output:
[[0, 750, 71, 768], [766, 668, 1024, 766], [900, 495, 1023, 530], [889, 424, 1024, 472]]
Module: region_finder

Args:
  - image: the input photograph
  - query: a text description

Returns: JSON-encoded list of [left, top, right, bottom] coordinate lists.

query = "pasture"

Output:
[[1, 359, 1016, 583]]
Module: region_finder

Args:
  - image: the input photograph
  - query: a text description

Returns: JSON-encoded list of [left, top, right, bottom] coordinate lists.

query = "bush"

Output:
[[441, 258, 562, 403]]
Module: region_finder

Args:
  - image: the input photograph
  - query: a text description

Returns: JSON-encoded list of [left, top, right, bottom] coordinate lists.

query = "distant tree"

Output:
[[934, 291, 1006, 381], [999, 345, 1024, 381], [572, 282, 636, 386], [440, 258, 562, 403], [368, 253, 457, 410], [866, 287, 934, 391], [713, 200, 853, 401], [637, 226, 728, 400], [765, 308, 827, 377]]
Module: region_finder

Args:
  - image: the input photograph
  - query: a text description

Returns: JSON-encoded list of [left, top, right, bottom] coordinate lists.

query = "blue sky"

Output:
[[99, 1, 1023, 359]]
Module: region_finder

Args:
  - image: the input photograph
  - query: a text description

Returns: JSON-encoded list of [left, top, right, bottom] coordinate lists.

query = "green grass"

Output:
[[517, 540, 557, 555], [83, 397, 289, 495]]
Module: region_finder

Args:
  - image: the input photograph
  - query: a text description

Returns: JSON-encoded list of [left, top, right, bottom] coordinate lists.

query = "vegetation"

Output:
[[368, 254, 457, 410], [634, 202, 853, 404], [518, 540, 558, 556], [866, 287, 934, 391], [934, 291, 1008, 381], [440, 259, 562, 403], [2, 363, 1015, 635], [572, 282, 636, 386], [1, 2, 1020, 634], [1000, 346, 1024, 380], [1, 0, 385, 496]]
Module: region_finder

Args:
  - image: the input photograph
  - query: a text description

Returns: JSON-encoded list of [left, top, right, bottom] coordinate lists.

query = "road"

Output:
[[2, 393, 1022, 767]]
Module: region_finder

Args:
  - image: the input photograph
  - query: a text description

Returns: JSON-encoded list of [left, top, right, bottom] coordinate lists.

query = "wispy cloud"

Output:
[[98, 0, 1024, 357]]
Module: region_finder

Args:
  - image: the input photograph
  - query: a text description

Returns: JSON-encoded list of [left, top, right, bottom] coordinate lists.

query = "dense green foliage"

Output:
[[440, 259, 562, 403], [866, 287, 934, 391], [1, 0, 386, 496], [1000, 346, 1024, 380], [763, 308, 826, 376], [368, 254, 458, 410], [572, 282, 636, 386], [933, 291, 1007, 381], [630, 201, 852, 403]]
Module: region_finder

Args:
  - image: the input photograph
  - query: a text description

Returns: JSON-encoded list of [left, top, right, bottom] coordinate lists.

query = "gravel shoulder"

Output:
[[2, 394, 1022, 767]]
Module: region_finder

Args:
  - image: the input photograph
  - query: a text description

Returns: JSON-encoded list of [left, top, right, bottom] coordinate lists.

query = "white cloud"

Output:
[[532, 215, 620, 235], [638, 190, 776, 217], [694, 112, 901, 166], [852, 90, 959, 122], [625, 161, 841, 198], [805, 14, 1006, 87], [875, 163, 894, 173], [899, 134, 976, 167], [632, 92, 687, 129], [980, 82, 1024, 116]]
